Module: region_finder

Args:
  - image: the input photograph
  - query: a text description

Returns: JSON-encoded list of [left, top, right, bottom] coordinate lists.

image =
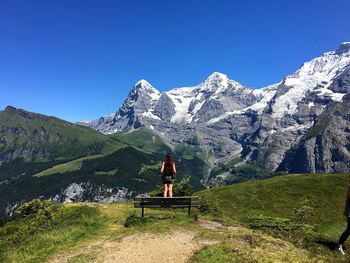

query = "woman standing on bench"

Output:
[[160, 154, 177, 197]]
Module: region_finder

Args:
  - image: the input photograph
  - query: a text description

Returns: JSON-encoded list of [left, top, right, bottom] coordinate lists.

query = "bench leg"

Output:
[[142, 206, 144, 218], [188, 206, 191, 216]]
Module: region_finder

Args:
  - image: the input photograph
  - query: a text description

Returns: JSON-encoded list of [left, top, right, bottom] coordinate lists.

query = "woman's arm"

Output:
[[160, 162, 164, 175], [173, 162, 177, 174]]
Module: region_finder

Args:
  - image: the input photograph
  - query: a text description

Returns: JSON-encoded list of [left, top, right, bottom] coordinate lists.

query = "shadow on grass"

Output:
[[315, 239, 339, 251]]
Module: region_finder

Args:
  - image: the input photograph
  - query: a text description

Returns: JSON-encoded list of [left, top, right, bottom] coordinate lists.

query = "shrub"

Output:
[[14, 199, 55, 219], [246, 214, 313, 233], [293, 197, 314, 224], [150, 179, 194, 197], [197, 197, 221, 217]]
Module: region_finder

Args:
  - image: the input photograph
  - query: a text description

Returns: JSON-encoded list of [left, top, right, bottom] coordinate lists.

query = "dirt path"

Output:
[[47, 218, 317, 263], [47, 229, 217, 263]]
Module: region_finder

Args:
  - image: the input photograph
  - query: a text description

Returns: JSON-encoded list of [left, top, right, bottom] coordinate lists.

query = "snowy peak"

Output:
[[291, 42, 350, 79], [198, 71, 245, 95], [335, 42, 350, 55], [270, 43, 350, 117], [202, 72, 230, 89], [129, 79, 161, 103], [206, 72, 229, 82], [134, 79, 152, 88]]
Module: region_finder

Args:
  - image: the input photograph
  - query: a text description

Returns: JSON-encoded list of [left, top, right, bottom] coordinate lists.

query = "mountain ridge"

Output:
[[80, 42, 350, 181]]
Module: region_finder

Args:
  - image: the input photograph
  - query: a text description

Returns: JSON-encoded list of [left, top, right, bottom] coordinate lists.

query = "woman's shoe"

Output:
[[336, 246, 345, 255]]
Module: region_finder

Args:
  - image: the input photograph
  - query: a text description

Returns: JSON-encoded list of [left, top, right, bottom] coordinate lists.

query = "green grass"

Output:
[[109, 128, 171, 154], [190, 230, 316, 263], [195, 173, 350, 261], [174, 142, 206, 160], [208, 160, 273, 185], [0, 200, 106, 263], [33, 154, 104, 177], [198, 173, 349, 225], [0, 107, 124, 162]]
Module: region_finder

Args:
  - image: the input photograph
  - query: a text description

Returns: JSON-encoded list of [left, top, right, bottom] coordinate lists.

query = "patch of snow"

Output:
[[142, 111, 161, 120], [192, 100, 206, 115], [331, 93, 346, 101], [280, 123, 310, 132], [315, 86, 346, 102], [79, 120, 93, 124], [148, 89, 161, 101], [149, 125, 154, 130], [308, 102, 315, 107], [166, 88, 195, 123], [249, 83, 279, 113], [207, 110, 244, 124], [105, 127, 119, 135]]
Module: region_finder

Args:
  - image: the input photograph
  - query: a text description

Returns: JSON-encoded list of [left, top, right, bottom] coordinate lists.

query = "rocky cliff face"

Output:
[[278, 92, 350, 173], [81, 43, 350, 179]]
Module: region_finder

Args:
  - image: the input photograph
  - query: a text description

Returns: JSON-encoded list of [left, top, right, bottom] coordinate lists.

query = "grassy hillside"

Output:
[[198, 173, 349, 226], [109, 128, 172, 153], [2, 172, 350, 262], [0, 199, 106, 263], [0, 106, 124, 162], [197, 173, 350, 261]]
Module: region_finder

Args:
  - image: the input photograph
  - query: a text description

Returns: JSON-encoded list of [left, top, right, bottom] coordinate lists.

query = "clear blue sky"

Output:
[[1, 0, 349, 122]]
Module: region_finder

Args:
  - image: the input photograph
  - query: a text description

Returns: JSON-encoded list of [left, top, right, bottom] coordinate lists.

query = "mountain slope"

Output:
[[0, 106, 124, 162], [198, 173, 350, 226]]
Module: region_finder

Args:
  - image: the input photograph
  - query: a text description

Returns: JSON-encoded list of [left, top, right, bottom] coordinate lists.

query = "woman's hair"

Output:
[[164, 154, 174, 172]]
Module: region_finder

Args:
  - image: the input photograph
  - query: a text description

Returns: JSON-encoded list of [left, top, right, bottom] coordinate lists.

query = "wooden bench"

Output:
[[134, 196, 199, 217]]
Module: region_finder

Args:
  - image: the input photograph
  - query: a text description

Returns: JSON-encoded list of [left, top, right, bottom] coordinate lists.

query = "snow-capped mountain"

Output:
[[81, 42, 350, 182], [269, 42, 350, 118], [82, 71, 271, 132]]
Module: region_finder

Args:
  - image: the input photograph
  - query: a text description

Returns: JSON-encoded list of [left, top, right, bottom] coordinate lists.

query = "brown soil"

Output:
[[47, 229, 217, 263]]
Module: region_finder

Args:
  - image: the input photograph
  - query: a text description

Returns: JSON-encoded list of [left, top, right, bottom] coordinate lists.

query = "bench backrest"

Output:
[[134, 196, 198, 208]]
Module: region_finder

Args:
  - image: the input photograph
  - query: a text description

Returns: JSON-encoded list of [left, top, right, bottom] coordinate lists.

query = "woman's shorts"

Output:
[[162, 175, 174, 184]]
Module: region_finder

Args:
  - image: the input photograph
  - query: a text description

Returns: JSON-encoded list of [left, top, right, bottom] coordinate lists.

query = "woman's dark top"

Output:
[[162, 160, 175, 184]]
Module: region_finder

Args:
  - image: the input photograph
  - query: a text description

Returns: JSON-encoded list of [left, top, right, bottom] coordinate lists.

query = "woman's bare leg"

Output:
[[169, 184, 173, 197], [164, 184, 168, 197]]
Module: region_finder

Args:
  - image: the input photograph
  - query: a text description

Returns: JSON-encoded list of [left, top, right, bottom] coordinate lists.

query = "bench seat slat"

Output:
[[134, 203, 198, 207], [135, 201, 197, 205], [134, 196, 198, 216], [134, 204, 197, 208]]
